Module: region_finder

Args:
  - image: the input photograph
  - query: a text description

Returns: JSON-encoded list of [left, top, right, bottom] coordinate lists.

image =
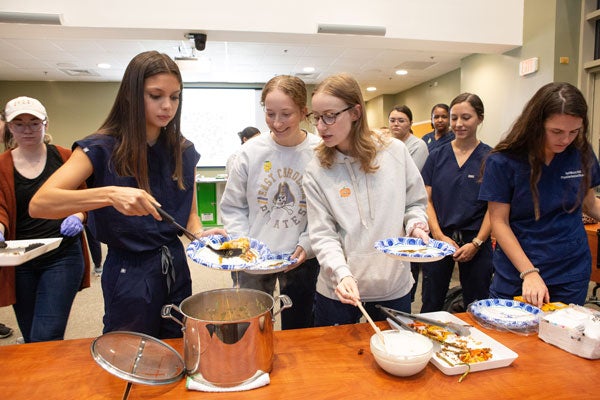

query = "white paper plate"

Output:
[[387, 311, 518, 375], [0, 238, 63, 266], [374, 237, 455, 262], [468, 298, 542, 333]]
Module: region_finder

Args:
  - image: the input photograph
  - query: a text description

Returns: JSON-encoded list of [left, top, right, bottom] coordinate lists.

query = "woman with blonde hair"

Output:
[[0, 96, 90, 342], [303, 73, 429, 326], [220, 75, 321, 329]]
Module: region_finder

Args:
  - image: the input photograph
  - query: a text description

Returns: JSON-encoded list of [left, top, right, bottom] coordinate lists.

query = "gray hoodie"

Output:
[[303, 139, 428, 301]]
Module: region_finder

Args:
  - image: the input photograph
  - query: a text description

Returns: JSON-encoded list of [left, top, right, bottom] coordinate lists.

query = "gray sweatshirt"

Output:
[[303, 139, 428, 301], [220, 131, 321, 256]]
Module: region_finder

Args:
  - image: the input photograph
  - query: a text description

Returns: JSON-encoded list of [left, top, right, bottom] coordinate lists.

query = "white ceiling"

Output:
[[0, 25, 507, 101]]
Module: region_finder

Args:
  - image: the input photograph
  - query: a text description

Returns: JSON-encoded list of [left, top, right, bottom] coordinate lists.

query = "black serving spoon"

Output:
[[154, 205, 242, 258]]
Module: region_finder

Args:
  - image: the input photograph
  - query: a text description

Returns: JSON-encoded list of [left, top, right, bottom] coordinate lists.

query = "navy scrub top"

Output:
[[74, 133, 200, 252], [421, 141, 491, 232], [479, 147, 600, 285]]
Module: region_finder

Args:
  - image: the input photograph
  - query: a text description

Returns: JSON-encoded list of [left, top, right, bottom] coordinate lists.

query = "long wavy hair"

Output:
[[97, 50, 187, 192], [312, 73, 385, 173], [488, 82, 591, 220]]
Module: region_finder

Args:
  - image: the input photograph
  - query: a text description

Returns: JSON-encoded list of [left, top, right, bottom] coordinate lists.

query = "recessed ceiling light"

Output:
[[366, 86, 377, 92], [97, 63, 111, 69], [303, 66, 315, 73], [395, 69, 408, 75]]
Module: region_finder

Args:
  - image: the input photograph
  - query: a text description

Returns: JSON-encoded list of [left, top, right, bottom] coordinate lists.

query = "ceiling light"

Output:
[[366, 86, 377, 92], [303, 66, 315, 73], [97, 63, 111, 69], [0, 11, 63, 25], [395, 69, 408, 75], [317, 24, 386, 36]]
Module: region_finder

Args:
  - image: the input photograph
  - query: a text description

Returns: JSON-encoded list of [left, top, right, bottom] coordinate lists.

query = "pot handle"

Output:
[[272, 294, 293, 318], [161, 304, 184, 327]]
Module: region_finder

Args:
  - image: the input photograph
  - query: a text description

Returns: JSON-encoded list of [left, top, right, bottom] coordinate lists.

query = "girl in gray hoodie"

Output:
[[304, 74, 430, 326]]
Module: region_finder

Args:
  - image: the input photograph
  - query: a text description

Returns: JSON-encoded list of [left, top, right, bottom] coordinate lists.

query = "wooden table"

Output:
[[0, 314, 597, 400]]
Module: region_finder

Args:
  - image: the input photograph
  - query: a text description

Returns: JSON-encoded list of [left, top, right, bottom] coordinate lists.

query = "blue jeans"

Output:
[[13, 240, 85, 343], [313, 292, 411, 327]]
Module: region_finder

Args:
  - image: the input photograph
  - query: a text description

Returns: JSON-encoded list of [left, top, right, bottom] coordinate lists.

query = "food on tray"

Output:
[[409, 321, 492, 363], [218, 238, 257, 263], [25, 242, 45, 252], [513, 296, 568, 312], [0, 242, 45, 255]]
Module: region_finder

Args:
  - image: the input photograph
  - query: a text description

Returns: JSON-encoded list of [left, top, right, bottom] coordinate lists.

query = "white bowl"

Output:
[[370, 330, 433, 376]]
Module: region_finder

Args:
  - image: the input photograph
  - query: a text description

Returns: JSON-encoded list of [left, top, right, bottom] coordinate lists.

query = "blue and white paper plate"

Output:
[[186, 235, 270, 271], [244, 252, 298, 275], [374, 237, 456, 262], [468, 298, 542, 333]]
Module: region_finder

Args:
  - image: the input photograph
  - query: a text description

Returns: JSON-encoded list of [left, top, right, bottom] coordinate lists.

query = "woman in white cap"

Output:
[[0, 96, 91, 343]]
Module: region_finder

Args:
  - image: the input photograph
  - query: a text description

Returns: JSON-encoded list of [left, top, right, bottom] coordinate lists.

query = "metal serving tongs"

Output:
[[154, 205, 243, 258], [375, 305, 471, 337]]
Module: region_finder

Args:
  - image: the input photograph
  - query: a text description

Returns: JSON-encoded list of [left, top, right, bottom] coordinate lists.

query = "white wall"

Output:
[[2, 0, 523, 50]]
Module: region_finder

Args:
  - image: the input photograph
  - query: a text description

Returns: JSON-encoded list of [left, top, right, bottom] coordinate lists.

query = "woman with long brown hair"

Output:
[[480, 82, 600, 307], [30, 51, 224, 338]]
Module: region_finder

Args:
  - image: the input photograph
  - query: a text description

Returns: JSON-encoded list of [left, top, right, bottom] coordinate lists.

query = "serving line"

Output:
[[0, 313, 597, 400]]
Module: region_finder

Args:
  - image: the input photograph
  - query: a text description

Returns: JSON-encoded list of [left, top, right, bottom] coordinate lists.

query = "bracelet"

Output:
[[519, 268, 540, 279]]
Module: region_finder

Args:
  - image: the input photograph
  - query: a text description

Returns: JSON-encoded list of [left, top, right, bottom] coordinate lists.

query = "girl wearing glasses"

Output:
[[220, 75, 321, 329], [303, 73, 429, 326], [388, 104, 428, 170], [0, 97, 91, 343], [30, 51, 225, 339]]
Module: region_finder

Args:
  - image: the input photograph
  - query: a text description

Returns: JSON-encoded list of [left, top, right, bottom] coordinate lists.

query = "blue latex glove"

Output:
[[60, 215, 84, 237], [0, 231, 4, 242]]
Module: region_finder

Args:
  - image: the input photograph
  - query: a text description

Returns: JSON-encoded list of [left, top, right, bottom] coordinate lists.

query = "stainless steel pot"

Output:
[[161, 288, 292, 387]]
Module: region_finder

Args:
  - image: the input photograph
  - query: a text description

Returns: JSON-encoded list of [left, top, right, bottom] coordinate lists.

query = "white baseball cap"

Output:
[[5, 96, 47, 122]]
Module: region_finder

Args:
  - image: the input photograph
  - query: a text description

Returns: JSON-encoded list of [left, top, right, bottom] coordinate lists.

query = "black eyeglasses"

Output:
[[309, 105, 354, 126]]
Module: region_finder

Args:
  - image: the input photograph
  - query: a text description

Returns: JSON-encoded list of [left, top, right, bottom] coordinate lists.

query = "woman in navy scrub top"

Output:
[[420, 93, 493, 312], [29, 51, 225, 338], [479, 82, 600, 307]]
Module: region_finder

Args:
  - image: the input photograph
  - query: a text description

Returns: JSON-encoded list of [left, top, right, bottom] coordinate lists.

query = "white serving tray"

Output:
[[387, 311, 518, 375], [0, 238, 63, 266]]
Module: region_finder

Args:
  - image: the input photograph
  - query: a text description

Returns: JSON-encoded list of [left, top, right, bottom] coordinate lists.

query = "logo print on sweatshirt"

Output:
[[339, 186, 351, 198], [257, 167, 307, 229], [263, 160, 272, 172]]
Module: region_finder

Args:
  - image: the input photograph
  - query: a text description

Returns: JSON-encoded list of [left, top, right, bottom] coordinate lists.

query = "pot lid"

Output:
[[90, 331, 185, 385]]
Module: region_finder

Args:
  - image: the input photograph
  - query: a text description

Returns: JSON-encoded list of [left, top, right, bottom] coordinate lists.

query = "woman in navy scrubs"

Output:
[[420, 93, 493, 312], [480, 82, 600, 307], [30, 51, 224, 338]]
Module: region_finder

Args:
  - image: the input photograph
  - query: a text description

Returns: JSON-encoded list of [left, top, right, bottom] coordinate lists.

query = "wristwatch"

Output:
[[471, 237, 483, 248]]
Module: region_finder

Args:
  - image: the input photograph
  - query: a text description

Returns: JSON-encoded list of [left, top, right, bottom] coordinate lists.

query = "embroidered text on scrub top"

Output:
[[561, 169, 584, 179]]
